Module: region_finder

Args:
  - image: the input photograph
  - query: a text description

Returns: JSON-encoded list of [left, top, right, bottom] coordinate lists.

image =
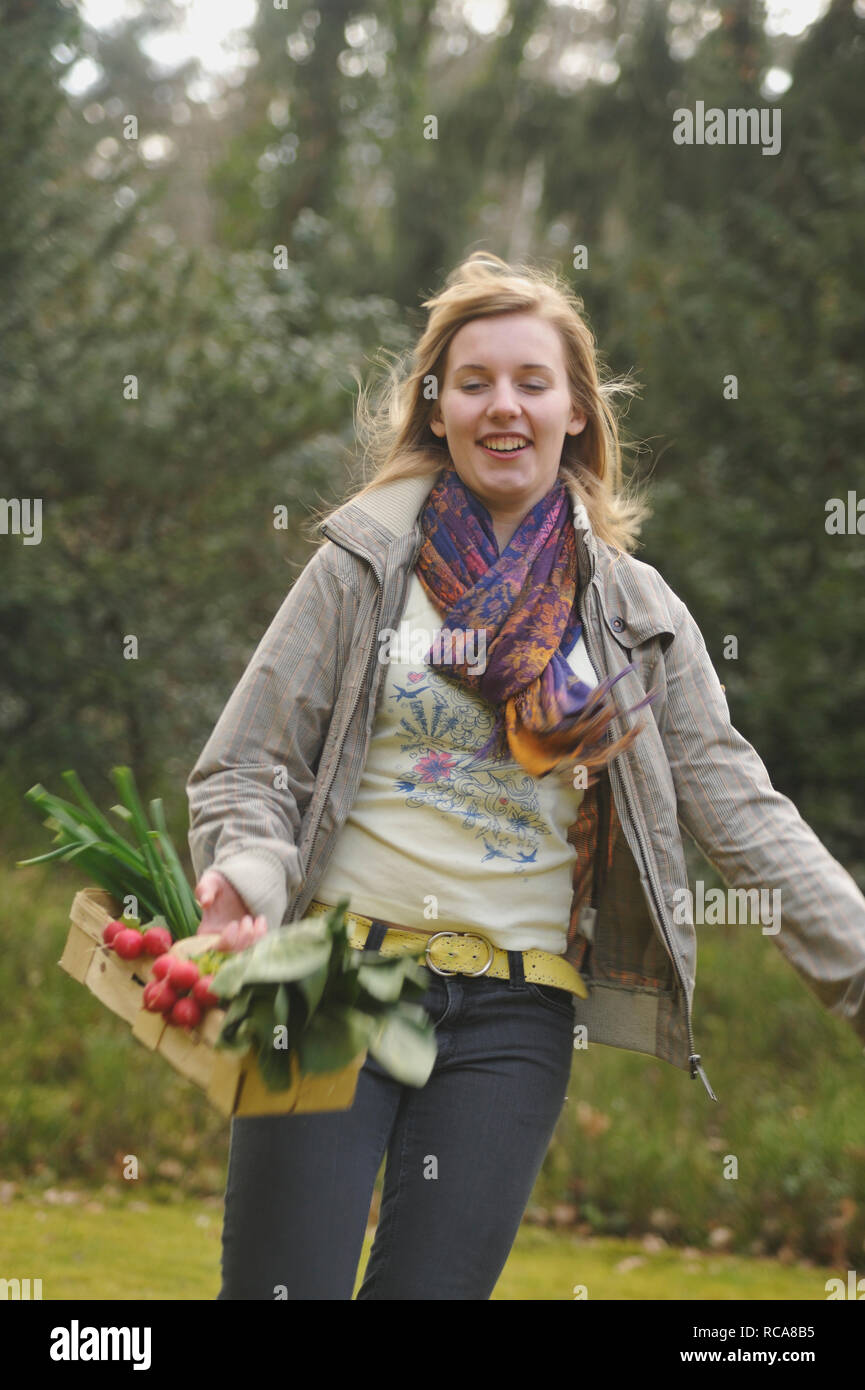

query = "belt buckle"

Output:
[[425, 930, 495, 978]]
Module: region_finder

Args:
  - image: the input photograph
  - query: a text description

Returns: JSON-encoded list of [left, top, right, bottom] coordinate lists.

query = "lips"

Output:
[[477, 436, 532, 456]]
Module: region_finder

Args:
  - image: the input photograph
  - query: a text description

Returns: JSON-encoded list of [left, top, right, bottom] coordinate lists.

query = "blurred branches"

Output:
[[0, 0, 862, 871]]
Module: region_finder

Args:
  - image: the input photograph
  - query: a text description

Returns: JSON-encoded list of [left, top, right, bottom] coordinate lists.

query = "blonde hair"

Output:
[[312, 251, 652, 554]]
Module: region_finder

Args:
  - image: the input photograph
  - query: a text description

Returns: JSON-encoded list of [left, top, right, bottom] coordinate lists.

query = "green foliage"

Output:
[[2, 0, 863, 1273], [2, 0, 862, 879], [536, 897, 865, 1264], [211, 898, 437, 1087], [0, 5, 404, 797], [18, 767, 201, 935], [2, 0, 862, 882], [5, 862, 865, 1264]]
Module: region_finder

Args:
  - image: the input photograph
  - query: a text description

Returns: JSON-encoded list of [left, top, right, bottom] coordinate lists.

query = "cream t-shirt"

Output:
[[312, 573, 597, 951]]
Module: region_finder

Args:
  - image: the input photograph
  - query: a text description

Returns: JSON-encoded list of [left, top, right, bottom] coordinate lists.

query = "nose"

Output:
[[485, 378, 522, 422]]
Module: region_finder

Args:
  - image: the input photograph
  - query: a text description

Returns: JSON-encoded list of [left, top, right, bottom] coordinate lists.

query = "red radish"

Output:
[[192, 975, 220, 1010], [151, 955, 172, 980], [142, 980, 164, 1012], [141, 926, 172, 957], [147, 980, 178, 1014], [165, 957, 200, 992], [102, 920, 124, 945], [170, 996, 202, 1029], [113, 928, 144, 959]]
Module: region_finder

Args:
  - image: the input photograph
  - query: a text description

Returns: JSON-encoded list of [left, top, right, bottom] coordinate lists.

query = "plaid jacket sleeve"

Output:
[[186, 542, 349, 931], [659, 588, 865, 1044]]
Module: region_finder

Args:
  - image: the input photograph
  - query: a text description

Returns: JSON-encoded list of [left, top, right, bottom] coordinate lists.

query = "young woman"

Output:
[[187, 252, 865, 1300]]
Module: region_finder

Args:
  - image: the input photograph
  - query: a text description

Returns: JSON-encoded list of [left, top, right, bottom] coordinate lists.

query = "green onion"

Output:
[[19, 768, 201, 938]]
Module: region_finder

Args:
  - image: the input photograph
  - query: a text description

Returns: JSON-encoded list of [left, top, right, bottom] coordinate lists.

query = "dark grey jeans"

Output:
[[217, 941, 576, 1300]]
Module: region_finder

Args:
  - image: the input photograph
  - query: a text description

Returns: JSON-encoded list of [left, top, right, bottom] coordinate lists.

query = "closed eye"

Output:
[[461, 382, 547, 392]]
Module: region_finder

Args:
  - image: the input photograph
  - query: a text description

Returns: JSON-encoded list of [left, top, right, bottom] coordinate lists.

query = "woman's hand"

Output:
[[194, 869, 267, 951]]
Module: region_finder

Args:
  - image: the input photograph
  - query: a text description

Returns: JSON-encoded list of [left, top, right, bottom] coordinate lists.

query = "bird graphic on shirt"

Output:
[[393, 682, 432, 701], [480, 839, 508, 862]]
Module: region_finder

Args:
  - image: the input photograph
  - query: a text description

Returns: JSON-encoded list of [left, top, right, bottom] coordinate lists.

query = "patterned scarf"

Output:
[[415, 464, 655, 779]]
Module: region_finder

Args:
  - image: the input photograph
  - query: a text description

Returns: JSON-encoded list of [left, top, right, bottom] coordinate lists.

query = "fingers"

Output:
[[216, 920, 239, 952], [237, 914, 267, 948], [195, 869, 223, 908], [217, 914, 268, 952], [195, 872, 224, 932]]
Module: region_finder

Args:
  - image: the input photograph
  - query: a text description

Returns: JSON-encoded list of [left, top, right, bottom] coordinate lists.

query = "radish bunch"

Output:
[[142, 953, 222, 1031], [101, 914, 224, 1031], [103, 916, 171, 960]]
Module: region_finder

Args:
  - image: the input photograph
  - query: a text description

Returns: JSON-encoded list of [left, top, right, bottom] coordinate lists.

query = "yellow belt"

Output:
[[307, 901, 588, 999]]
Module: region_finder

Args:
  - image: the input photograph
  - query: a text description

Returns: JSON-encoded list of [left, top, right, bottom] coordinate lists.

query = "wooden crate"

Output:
[[59, 889, 155, 1025], [60, 887, 365, 1117]]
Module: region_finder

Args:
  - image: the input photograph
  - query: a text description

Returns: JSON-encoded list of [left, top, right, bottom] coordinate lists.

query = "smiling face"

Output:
[[429, 312, 586, 546]]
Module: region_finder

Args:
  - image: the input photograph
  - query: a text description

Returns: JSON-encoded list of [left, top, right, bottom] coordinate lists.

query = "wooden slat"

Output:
[[131, 1008, 165, 1051], [293, 1052, 365, 1115], [232, 1049, 365, 1117], [206, 1051, 243, 1117], [70, 887, 122, 938], [158, 1022, 218, 1090], [58, 920, 99, 984], [82, 946, 148, 1025]]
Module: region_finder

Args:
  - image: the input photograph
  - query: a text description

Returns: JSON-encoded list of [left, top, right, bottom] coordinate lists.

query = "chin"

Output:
[[481, 474, 535, 495]]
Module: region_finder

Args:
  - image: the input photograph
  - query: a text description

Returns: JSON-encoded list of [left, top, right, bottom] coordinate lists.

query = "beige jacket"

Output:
[[187, 472, 865, 1102]]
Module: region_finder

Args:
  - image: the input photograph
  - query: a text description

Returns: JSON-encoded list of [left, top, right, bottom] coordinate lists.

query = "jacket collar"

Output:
[[319, 470, 599, 585]]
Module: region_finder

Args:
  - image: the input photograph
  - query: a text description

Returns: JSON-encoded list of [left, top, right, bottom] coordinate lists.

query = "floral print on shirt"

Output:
[[388, 666, 568, 871]]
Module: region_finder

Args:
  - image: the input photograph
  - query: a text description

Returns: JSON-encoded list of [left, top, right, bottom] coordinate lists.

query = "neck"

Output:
[[492, 518, 520, 553]]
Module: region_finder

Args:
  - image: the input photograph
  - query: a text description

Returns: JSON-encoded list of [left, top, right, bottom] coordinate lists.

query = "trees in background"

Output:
[[0, 0, 404, 824], [2, 0, 861, 869]]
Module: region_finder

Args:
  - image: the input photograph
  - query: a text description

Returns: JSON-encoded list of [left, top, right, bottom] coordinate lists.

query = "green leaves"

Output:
[[212, 922, 331, 987], [367, 1012, 438, 1088], [357, 953, 427, 1002], [299, 1008, 376, 1075], [23, 768, 438, 1089], [273, 984, 289, 1028], [211, 902, 437, 1090], [18, 767, 202, 937], [298, 959, 329, 1018]]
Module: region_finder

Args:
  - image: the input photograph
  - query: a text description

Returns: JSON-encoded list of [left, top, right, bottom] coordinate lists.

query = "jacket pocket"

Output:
[[602, 614, 676, 720]]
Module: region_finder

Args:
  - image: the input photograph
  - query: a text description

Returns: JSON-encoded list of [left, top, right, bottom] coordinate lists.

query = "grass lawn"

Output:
[[5, 861, 865, 1275], [0, 1189, 837, 1301]]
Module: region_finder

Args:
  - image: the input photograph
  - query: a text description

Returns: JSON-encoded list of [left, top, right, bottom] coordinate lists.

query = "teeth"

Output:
[[481, 438, 528, 452]]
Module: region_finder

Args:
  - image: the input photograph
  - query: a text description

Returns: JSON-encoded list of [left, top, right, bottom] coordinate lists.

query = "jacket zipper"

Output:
[[577, 584, 719, 1102]]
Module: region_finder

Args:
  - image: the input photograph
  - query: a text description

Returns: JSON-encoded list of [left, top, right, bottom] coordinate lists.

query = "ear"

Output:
[[567, 410, 587, 437], [430, 417, 446, 438]]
